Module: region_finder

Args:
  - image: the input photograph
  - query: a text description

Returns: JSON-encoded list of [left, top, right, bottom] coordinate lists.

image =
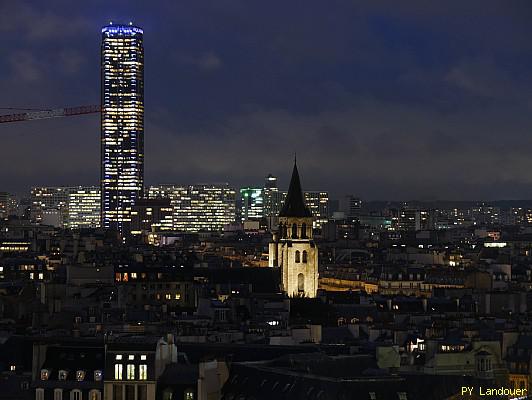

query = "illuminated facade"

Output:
[[239, 187, 264, 222], [66, 187, 101, 229], [30, 186, 74, 223], [269, 161, 318, 298], [263, 174, 284, 218], [148, 184, 236, 232], [304, 191, 329, 228], [101, 24, 144, 235], [31, 186, 101, 228]]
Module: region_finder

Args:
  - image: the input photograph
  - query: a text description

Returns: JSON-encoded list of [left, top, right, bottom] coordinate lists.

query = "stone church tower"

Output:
[[269, 161, 318, 297]]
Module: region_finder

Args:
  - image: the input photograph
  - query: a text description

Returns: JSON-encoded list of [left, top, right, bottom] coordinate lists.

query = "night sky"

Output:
[[2, 1, 532, 200]]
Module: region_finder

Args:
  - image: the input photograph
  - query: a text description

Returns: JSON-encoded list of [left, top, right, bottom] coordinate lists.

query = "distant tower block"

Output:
[[269, 160, 318, 297], [101, 24, 145, 236]]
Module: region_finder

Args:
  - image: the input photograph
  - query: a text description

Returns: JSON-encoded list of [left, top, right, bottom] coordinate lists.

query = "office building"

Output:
[[30, 186, 101, 229], [66, 187, 101, 229], [148, 184, 236, 232], [304, 191, 329, 228], [101, 23, 144, 235], [130, 198, 173, 236], [0, 192, 9, 220], [239, 187, 264, 222], [263, 174, 284, 218], [30, 186, 74, 223]]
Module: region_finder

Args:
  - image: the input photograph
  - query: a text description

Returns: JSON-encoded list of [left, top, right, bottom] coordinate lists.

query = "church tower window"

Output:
[[298, 273, 305, 292]]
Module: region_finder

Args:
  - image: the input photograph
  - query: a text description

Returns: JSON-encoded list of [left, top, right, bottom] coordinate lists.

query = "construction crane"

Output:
[[0, 105, 101, 124]]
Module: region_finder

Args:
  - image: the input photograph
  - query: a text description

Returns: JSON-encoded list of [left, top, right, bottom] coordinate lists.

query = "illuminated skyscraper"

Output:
[[101, 23, 144, 235]]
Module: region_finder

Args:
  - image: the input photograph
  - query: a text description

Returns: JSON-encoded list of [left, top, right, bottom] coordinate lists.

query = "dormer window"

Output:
[[58, 370, 68, 380], [40, 369, 50, 380], [94, 370, 102, 381], [76, 370, 85, 381]]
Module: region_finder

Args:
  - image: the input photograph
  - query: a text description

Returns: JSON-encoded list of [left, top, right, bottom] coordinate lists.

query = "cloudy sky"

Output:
[[1, 1, 532, 200]]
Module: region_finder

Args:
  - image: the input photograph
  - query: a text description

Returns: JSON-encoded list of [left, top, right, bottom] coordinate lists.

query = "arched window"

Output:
[[301, 223, 307, 239], [298, 273, 305, 292], [302, 250, 308, 263], [70, 389, 82, 400], [295, 251, 300, 263], [89, 390, 101, 400], [292, 223, 298, 238], [54, 389, 63, 400]]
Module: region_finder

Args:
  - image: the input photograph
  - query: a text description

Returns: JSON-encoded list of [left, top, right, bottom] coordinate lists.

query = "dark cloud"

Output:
[[1, 0, 532, 200]]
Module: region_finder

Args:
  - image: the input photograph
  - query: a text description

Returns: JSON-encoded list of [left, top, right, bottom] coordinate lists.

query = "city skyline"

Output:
[[2, 2, 532, 200]]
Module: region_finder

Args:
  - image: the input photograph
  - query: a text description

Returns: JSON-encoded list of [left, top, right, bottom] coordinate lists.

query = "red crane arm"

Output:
[[0, 105, 101, 124]]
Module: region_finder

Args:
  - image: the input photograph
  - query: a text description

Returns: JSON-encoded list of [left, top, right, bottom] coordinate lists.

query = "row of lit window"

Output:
[[41, 369, 102, 381], [114, 364, 147, 380]]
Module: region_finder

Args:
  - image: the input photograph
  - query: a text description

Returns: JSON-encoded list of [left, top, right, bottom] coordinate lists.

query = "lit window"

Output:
[[40, 369, 49, 380], [174, 293, 181, 300], [94, 370, 102, 381], [165, 293, 171, 300], [76, 370, 85, 381], [115, 354, 122, 360], [184, 389, 194, 400], [140, 355, 147, 360], [9, 365, 15, 371], [58, 370, 68, 380], [139, 364, 147, 380], [127, 364, 135, 380], [114, 364, 123, 380], [128, 355, 135, 360]]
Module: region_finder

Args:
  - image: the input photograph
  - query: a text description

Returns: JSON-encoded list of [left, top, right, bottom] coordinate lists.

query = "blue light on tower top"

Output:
[[102, 23, 143, 36]]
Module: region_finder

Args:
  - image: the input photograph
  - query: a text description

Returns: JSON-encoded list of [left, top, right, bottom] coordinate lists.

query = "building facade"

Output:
[[269, 162, 318, 298], [239, 187, 264, 222], [304, 191, 329, 229], [67, 187, 101, 229], [147, 184, 236, 232], [101, 24, 144, 235]]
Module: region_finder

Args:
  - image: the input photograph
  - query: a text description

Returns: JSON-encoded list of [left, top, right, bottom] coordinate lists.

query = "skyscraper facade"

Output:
[[101, 24, 144, 235]]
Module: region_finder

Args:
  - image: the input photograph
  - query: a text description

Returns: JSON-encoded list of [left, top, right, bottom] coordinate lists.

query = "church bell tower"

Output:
[[269, 160, 318, 297]]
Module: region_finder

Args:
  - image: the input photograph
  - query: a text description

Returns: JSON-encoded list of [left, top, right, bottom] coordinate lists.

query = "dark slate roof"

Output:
[[40, 345, 105, 381], [279, 161, 311, 218]]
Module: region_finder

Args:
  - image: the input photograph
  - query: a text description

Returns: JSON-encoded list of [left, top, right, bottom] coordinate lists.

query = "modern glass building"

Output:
[[147, 184, 236, 232], [66, 187, 101, 229], [239, 187, 264, 222], [101, 23, 144, 235]]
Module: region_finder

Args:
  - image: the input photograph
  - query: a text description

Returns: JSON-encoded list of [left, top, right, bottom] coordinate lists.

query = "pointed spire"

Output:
[[279, 158, 312, 217]]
